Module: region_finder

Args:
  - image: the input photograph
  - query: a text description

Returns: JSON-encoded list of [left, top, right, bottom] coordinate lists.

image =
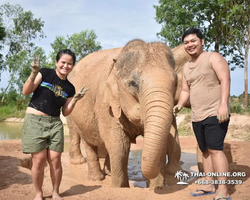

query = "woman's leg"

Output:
[[47, 149, 63, 200], [31, 149, 47, 200]]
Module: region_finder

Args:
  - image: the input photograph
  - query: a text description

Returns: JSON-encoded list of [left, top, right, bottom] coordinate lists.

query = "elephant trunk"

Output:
[[141, 80, 174, 179]]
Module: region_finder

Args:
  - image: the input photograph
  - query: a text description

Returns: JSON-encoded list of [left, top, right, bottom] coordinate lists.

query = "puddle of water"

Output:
[[127, 150, 198, 188], [0, 122, 23, 140], [0, 122, 70, 141], [128, 150, 147, 187]]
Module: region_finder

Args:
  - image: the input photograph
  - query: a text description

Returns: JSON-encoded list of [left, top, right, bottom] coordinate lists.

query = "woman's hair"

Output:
[[56, 49, 76, 65], [182, 28, 204, 42]]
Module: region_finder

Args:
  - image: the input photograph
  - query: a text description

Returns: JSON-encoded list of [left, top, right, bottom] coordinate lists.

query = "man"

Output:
[[173, 28, 231, 200]]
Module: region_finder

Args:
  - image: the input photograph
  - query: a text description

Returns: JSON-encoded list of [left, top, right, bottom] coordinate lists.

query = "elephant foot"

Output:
[[148, 182, 165, 190], [111, 180, 130, 188], [166, 162, 181, 175], [69, 155, 86, 165], [147, 176, 165, 190], [88, 170, 105, 181]]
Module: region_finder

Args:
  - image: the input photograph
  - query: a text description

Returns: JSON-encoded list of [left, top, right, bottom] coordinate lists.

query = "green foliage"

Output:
[[0, 14, 5, 42], [0, 3, 45, 56], [0, 3, 46, 88], [219, 0, 249, 69], [154, 0, 249, 68], [230, 102, 243, 114], [230, 93, 250, 114], [154, 0, 199, 48], [0, 3, 48, 106], [3, 47, 47, 94], [0, 3, 103, 108], [49, 30, 102, 66], [0, 105, 26, 122], [0, 85, 30, 108], [0, 13, 6, 73]]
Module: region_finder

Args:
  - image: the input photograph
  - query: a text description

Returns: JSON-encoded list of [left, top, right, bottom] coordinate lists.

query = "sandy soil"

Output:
[[0, 113, 250, 200]]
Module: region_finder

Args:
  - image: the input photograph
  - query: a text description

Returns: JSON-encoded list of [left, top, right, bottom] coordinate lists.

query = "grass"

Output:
[[229, 97, 250, 114], [179, 107, 191, 114], [177, 113, 194, 136], [0, 105, 26, 122]]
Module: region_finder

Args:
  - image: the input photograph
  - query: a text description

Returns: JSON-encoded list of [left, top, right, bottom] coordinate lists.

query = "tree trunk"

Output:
[[1, 82, 10, 104], [214, 41, 219, 52], [244, 28, 250, 107]]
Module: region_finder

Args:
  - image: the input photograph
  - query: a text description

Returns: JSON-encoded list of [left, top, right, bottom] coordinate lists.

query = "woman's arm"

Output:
[[62, 86, 89, 117], [22, 55, 42, 95]]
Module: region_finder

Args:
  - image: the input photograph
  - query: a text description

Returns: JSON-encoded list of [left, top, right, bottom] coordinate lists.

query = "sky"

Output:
[[0, 0, 249, 96]]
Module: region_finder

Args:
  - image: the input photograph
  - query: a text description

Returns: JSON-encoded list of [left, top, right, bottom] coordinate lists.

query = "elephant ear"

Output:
[[103, 60, 121, 119]]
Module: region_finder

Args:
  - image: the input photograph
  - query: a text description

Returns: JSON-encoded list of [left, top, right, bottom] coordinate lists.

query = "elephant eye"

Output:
[[127, 80, 139, 95], [129, 80, 138, 88]]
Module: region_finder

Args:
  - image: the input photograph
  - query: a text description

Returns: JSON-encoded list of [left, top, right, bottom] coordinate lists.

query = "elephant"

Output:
[[66, 39, 191, 188]]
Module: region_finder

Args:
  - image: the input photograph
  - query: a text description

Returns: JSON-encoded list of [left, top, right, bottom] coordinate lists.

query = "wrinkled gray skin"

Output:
[[66, 40, 190, 189]]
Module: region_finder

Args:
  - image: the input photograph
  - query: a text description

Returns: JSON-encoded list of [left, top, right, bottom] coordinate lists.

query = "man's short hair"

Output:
[[182, 28, 204, 42]]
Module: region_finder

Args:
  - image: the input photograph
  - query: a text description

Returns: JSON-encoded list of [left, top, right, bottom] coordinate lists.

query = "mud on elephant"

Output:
[[66, 39, 190, 188]]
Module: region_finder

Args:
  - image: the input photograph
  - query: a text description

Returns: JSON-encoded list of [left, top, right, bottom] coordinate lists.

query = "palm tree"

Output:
[[175, 170, 183, 181], [182, 172, 189, 183]]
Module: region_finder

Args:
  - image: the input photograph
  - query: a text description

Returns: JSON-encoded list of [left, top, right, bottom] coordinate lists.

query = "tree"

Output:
[[0, 12, 6, 79], [0, 3, 46, 103], [154, 0, 235, 51], [224, 0, 250, 106], [0, 3, 45, 56], [4, 47, 46, 92], [154, 0, 250, 106], [48, 30, 102, 66], [154, 0, 198, 48]]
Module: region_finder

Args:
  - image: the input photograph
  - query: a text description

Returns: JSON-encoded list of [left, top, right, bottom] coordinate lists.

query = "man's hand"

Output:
[[217, 113, 229, 123], [173, 104, 183, 116], [30, 54, 41, 81], [217, 105, 229, 123], [71, 85, 90, 106]]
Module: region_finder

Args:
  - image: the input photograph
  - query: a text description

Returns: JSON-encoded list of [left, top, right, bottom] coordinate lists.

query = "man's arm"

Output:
[[173, 65, 190, 115], [210, 52, 230, 122]]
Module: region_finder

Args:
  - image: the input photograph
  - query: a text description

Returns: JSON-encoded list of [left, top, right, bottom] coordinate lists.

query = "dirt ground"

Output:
[[0, 113, 250, 200]]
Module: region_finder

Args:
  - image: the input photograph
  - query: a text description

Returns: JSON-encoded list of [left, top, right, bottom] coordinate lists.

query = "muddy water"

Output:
[[62, 148, 198, 188], [0, 122, 198, 188], [0, 122, 23, 140], [0, 122, 71, 149]]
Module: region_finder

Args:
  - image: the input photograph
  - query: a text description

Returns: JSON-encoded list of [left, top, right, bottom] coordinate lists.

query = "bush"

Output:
[[0, 105, 26, 122], [230, 103, 243, 114]]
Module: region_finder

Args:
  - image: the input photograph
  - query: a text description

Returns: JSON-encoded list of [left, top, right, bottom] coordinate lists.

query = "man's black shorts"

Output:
[[192, 116, 230, 152]]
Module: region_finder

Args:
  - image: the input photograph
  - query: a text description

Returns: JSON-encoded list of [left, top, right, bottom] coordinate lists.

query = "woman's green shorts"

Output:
[[22, 113, 64, 154]]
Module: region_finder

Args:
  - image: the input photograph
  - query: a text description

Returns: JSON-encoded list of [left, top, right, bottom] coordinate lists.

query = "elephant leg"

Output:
[[147, 146, 167, 189], [85, 142, 105, 181], [166, 117, 181, 174], [108, 129, 130, 187], [196, 145, 204, 172], [67, 116, 86, 165]]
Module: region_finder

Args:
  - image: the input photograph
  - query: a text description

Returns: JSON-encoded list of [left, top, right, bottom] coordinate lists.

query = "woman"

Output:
[[22, 49, 88, 200]]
